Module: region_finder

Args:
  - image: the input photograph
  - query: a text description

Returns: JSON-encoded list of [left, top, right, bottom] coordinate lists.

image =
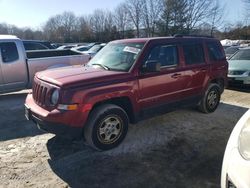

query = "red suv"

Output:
[[25, 36, 228, 150]]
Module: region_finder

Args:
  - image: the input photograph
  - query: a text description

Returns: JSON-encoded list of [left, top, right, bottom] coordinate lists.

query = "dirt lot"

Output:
[[0, 88, 249, 188]]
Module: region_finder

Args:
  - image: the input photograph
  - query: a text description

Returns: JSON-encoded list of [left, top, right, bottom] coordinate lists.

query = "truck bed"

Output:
[[26, 49, 90, 87]]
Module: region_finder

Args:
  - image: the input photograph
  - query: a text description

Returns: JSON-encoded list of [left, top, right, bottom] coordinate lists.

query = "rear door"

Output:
[[0, 41, 28, 92], [138, 43, 189, 109], [206, 41, 228, 84], [182, 42, 209, 97]]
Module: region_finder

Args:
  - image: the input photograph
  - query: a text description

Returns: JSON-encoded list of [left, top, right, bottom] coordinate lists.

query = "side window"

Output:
[[207, 42, 225, 61], [183, 43, 205, 65], [146, 45, 178, 67], [0, 42, 19, 63]]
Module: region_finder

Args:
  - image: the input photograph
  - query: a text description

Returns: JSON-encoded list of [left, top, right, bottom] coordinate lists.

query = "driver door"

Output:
[[138, 43, 188, 109]]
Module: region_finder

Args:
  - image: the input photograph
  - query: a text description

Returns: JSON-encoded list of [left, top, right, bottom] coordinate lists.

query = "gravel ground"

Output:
[[0, 88, 249, 188]]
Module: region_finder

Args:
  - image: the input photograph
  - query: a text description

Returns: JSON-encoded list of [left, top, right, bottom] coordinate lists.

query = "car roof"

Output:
[[112, 36, 217, 44], [0, 35, 19, 40]]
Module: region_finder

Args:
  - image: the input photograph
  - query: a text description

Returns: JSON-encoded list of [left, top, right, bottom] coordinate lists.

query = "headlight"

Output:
[[51, 89, 59, 105], [238, 117, 250, 160]]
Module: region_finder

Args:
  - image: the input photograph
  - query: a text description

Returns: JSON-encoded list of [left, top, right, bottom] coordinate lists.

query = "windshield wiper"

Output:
[[91, 63, 110, 70]]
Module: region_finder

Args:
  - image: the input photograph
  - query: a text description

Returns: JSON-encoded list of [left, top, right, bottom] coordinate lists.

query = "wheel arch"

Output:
[[89, 96, 136, 124], [209, 78, 225, 93]]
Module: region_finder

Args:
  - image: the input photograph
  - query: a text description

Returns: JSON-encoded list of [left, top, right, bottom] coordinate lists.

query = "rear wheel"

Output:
[[84, 104, 129, 151], [198, 83, 221, 113]]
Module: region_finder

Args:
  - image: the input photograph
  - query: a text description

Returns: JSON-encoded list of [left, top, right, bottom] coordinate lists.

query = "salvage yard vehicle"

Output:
[[221, 109, 250, 188], [228, 47, 250, 86], [25, 35, 228, 151], [0, 35, 90, 94], [81, 43, 106, 58]]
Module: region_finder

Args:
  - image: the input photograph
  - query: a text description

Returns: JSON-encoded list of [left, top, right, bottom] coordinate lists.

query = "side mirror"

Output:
[[142, 60, 161, 72]]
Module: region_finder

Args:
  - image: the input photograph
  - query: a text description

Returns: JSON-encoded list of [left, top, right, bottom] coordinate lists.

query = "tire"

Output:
[[198, 83, 221, 113], [84, 104, 129, 151]]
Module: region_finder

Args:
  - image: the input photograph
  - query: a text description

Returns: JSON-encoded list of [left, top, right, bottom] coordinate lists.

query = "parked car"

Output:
[[25, 35, 228, 151], [225, 46, 240, 59], [71, 45, 92, 53], [71, 42, 103, 54], [57, 44, 78, 50], [82, 43, 106, 58], [228, 47, 250, 86], [221, 109, 250, 188], [22, 40, 55, 50], [0, 35, 90, 94]]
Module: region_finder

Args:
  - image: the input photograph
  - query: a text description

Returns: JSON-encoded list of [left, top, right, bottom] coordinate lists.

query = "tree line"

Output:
[[0, 0, 250, 43]]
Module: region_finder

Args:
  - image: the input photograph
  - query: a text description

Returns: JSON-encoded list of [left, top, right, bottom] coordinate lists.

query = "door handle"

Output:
[[171, 73, 181, 78]]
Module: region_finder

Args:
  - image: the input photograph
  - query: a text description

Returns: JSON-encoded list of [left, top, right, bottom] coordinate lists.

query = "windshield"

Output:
[[88, 42, 145, 71], [225, 47, 239, 55], [230, 49, 250, 60]]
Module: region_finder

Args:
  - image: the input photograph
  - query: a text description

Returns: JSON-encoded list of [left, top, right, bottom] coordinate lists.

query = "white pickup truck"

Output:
[[0, 35, 90, 94]]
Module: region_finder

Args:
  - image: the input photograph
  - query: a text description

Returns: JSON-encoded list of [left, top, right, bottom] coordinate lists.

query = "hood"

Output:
[[228, 60, 250, 71], [36, 65, 130, 88]]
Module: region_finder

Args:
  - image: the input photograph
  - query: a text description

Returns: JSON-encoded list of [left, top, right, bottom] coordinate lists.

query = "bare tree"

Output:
[[78, 15, 93, 41], [114, 3, 130, 38], [43, 12, 77, 42], [142, 0, 164, 37], [207, 0, 225, 36], [185, 0, 213, 32], [125, 0, 144, 37], [160, 0, 188, 35], [90, 9, 116, 41]]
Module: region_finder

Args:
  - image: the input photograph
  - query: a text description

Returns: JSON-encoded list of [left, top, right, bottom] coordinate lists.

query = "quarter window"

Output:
[[207, 42, 225, 61], [146, 45, 178, 67], [0, 42, 19, 63], [183, 43, 205, 65]]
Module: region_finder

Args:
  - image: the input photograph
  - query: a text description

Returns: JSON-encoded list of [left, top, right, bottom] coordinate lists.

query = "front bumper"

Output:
[[221, 147, 250, 188], [25, 94, 89, 139]]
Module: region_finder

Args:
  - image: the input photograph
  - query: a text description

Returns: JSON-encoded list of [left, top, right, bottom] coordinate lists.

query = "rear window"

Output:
[[207, 42, 225, 61], [0, 42, 19, 63], [183, 43, 205, 65], [24, 42, 48, 50]]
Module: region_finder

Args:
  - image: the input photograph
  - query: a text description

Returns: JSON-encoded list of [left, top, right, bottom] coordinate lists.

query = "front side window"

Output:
[[207, 42, 225, 61], [146, 45, 179, 67], [88, 42, 145, 71], [183, 43, 205, 65], [0, 42, 19, 63]]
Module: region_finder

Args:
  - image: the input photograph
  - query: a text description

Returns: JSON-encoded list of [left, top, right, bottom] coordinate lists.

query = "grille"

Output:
[[32, 80, 49, 106], [228, 70, 245, 75]]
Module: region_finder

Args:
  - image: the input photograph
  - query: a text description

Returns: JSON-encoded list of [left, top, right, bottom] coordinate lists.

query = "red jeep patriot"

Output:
[[25, 35, 228, 150]]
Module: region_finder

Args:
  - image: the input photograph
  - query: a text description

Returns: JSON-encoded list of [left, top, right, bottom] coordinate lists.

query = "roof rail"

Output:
[[173, 34, 214, 38]]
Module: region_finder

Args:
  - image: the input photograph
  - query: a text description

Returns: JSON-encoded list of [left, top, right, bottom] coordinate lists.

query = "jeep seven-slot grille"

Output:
[[33, 81, 48, 106]]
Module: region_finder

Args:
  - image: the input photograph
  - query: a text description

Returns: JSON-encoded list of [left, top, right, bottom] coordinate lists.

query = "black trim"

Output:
[[135, 95, 202, 122], [30, 114, 82, 139]]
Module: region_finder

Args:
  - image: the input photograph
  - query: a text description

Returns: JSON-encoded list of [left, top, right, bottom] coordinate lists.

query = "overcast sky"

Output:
[[0, 0, 246, 29]]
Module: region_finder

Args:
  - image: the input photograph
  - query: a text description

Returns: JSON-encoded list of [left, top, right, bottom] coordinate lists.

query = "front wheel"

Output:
[[198, 83, 221, 113], [84, 104, 129, 151]]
